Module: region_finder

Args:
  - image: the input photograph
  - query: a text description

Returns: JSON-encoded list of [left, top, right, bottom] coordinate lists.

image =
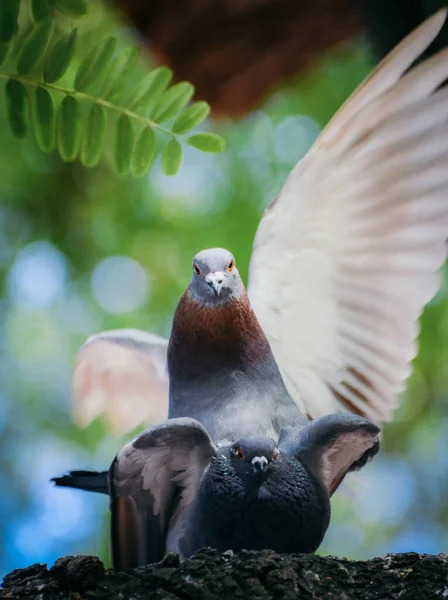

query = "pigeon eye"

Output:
[[193, 264, 200, 275], [227, 259, 235, 272], [232, 446, 244, 459], [272, 448, 279, 460]]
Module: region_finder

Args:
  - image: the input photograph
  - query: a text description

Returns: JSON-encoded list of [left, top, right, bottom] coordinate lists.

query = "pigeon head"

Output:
[[229, 437, 279, 477], [189, 248, 245, 305]]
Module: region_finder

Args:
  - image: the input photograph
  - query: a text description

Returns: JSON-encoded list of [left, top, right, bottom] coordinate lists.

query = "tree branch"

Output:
[[2, 550, 448, 599]]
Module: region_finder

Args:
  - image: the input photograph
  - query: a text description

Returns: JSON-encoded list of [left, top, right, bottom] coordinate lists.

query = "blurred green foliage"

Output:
[[1, 0, 448, 579], [0, 0, 224, 178]]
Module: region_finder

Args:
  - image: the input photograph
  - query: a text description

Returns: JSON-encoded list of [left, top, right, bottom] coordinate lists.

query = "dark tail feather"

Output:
[[51, 470, 109, 495]]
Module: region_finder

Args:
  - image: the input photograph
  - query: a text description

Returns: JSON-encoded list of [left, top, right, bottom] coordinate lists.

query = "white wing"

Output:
[[248, 9, 448, 422], [72, 329, 169, 435]]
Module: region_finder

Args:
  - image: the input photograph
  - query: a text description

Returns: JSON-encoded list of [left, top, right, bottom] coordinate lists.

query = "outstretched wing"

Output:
[[72, 329, 169, 435], [248, 10, 448, 422], [110, 417, 215, 570], [279, 414, 380, 496]]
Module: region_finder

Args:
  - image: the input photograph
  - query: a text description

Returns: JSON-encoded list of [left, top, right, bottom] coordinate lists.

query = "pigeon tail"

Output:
[[51, 470, 109, 495]]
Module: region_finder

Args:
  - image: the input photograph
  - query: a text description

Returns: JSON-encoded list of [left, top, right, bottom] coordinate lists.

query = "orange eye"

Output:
[[272, 448, 279, 460], [193, 264, 200, 275], [228, 259, 235, 272], [232, 446, 244, 459]]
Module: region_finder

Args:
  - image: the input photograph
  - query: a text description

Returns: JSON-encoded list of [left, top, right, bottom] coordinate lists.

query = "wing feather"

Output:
[[72, 329, 169, 435], [248, 9, 448, 422], [110, 418, 215, 570], [279, 415, 381, 496]]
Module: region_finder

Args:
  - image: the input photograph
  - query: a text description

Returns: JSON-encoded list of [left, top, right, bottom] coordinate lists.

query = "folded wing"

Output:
[[72, 329, 169, 435], [248, 9, 448, 422], [110, 417, 215, 570]]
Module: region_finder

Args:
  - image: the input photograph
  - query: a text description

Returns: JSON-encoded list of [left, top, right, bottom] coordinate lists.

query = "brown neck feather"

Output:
[[168, 290, 272, 377]]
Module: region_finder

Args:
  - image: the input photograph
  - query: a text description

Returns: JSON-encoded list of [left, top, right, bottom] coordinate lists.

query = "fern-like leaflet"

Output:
[[0, 0, 225, 177]]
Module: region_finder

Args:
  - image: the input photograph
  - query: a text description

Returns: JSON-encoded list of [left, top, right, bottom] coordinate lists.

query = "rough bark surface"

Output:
[[1, 550, 448, 600]]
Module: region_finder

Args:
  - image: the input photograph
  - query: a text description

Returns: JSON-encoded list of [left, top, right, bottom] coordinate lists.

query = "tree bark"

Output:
[[1, 550, 448, 599], [109, 0, 448, 117]]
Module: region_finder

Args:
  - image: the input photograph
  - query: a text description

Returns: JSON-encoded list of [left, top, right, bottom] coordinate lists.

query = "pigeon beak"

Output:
[[205, 272, 224, 297], [251, 456, 268, 474]]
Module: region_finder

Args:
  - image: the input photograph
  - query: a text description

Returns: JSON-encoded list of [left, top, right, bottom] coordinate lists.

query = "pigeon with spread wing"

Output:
[[73, 10, 448, 439], [52, 414, 380, 569]]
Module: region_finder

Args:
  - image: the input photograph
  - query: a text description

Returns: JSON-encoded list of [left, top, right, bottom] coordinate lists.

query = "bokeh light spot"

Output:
[[8, 242, 68, 309], [91, 256, 149, 314]]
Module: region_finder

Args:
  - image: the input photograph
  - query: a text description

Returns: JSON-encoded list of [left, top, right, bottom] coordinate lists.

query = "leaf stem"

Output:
[[0, 71, 177, 139]]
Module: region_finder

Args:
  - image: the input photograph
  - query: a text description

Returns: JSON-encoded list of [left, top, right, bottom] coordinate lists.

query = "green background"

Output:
[[1, 0, 448, 578]]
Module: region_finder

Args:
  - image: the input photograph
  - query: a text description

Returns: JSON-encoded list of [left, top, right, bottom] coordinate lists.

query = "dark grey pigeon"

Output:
[[52, 414, 380, 570]]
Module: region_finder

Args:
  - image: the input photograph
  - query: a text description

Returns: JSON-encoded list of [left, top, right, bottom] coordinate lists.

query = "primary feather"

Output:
[[72, 329, 169, 434], [248, 8, 448, 421]]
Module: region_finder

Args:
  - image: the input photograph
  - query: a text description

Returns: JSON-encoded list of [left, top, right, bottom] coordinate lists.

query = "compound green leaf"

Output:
[[114, 115, 134, 175], [162, 138, 182, 176], [17, 18, 53, 75], [152, 82, 194, 123], [172, 101, 210, 134], [104, 46, 140, 101], [130, 66, 172, 114], [5, 79, 28, 139], [43, 28, 78, 83], [75, 36, 117, 91], [81, 104, 106, 168], [32, 86, 55, 152], [57, 95, 81, 162], [130, 126, 156, 177], [186, 132, 225, 153], [52, 0, 87, 18], [32, 0, 51, 21], [0, 41, 11, 66], [0, 0, 20, 43]]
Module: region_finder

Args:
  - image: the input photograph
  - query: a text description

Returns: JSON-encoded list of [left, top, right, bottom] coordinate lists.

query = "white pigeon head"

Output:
[[188, 247, 245, 305]]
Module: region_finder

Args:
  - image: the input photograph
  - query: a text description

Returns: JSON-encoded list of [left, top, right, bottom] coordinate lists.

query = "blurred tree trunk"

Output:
[[109, 0, 448, 117], [2, 550, 447, 599]]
